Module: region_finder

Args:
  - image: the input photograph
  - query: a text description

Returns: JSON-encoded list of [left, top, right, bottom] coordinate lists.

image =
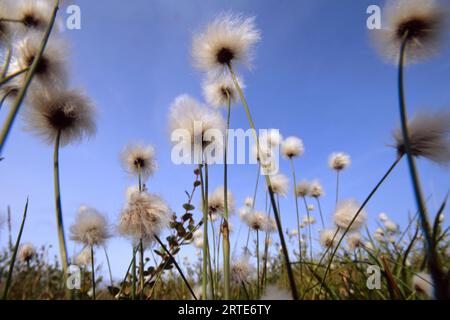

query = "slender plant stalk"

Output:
[[222, 91, 232, 299], [0, 67, 29, 87], [131, 248, 136, 300], [198, 163, 209, 299], [256, 230, 260, 298], [318, 157, 402, 296], [290, 158, 303, 268], [0, 0, 60, 154], [154, 235, 198, 300], [103, 246, 114, 288], [335, 170, 340, 206], [316, 197, 325, 229], [53, 130, 69, 272], [90, 246, 96, 300], [302, 196, 313, 261], [2, 198, 28, 300], [139, 239, 144, 299], [397, 33, 448, 299], [227, 63, 298, 300]]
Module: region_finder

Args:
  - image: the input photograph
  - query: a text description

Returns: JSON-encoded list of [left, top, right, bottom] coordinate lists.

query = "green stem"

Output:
[[53, 130, 69, 272], [90, 246, 96, 300], [303, 196, 313, 261], [0, 0, 60, 154], [2, 198, 28, 300], [0, 67, 29, 87], [290, 158, 302, 268], [131, 248, 136, 300], [227, 63, 298, 300], [256, 230, 260, 298], [223, 91, 231, 299], [335, 170, 340, 206], [199, 163, 208, 299], [316, 197, 325, 229], [397, 33, 448, 299], [154, 235, 198, 300], [103, 246, 114, 288], [139, 239, 144, 300]]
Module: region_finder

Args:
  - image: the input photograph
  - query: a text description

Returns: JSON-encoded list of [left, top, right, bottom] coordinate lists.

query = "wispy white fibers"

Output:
[[393, 111, 450, 165], [208, 186, 235, 215], [281, 136, 304, 159], [373, 0, 446, 64], [333, 199, 367, 232], [18, 243, 36, 262], [121, 143, 158, 180], [268, 174, 289, 197], [192, 12, 261, 76], [168, 94, 225, 162], [70, 206, 111, 247], [329, 152, 351, 171], [202, 74, 243, 108], [24, 88, 96, 146], [118, 189, 172, 243], [14, 31, 68, 87], [320, 229, 338, 248]]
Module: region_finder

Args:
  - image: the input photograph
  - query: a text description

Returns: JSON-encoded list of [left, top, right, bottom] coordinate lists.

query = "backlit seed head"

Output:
[[373, 0, 447, 64], [393, 111, 450, 165], [24, 88, 96, 146], [192, 12, 261, 76], [329, 152, 351, 171], [121, 143, 157, 180]]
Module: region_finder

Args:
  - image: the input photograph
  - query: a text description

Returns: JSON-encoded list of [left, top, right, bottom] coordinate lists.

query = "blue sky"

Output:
[[0, 0, 449, 280]]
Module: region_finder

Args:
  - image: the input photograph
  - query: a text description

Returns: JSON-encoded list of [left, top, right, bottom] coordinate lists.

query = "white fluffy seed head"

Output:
[[121, 143, 157, 180], [202, 74, 243, 108], [0, 2, 13, 43], [329, 152, 351, 171], [333, 199, 367, 231], [247, 211, 269, 231], [374, 227, 385, 242], [18, 243, 36, 262], [269, 174, 289, 197], [14, 32, 68, 87], [17, 0, 54, 31], [260, 129, 283, 147], [281, 136, 304, 158], [393, 111, 450, 165], [208, 186, 235, 215], [303, 215, 316, 225], [118, 190, 172, 242], [412, 272, 434, 298], [309, 180, 324, 198], [168, 94, 225, 156], [244, 197, 253, 208], [239, 206, 252, 225], [373, 0, 446, 65], [295, 180, 310, 198], [231, 254, 253, 284], [384, 220, 399, 234], [378, 212, 389, 222], [24, 88, 96, 146], [346, 233, 362, 251], [74, 247, 91, 267], [192, 12, 261, 76], [320, 229, 337, 248], [70, 206, 110, 247]]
